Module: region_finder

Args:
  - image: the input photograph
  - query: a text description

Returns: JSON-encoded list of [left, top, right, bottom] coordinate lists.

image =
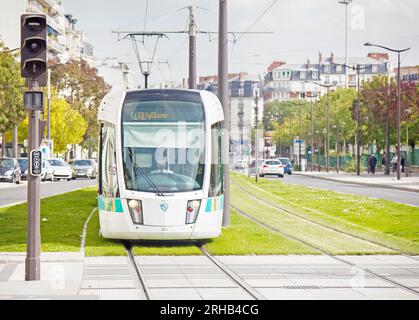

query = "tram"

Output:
[[97, 89, 225, 240]]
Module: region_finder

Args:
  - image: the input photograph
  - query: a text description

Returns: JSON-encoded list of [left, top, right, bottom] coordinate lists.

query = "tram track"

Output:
[[232, 178, 419, 261], [124, 242, 151, 300], [196, 245, 266, 300], [230, 203, 419, 298]]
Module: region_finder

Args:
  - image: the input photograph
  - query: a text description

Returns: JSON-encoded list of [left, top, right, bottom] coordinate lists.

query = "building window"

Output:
[[372, 65, 378, 73], [312, 71, 318, 79], [324, 65, 330, 73], [300, 72, 306, 80]]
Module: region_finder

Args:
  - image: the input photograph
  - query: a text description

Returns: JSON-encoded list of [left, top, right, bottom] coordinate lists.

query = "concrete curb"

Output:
[[294, 173, 419, 194]]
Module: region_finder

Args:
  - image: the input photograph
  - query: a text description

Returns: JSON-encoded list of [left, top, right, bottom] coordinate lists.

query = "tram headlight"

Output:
[[128, 199, 143, 225], [186, 200, 201, 225]]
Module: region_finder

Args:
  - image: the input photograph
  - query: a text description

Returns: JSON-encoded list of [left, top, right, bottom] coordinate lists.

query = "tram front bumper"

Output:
[[99, 210, 222, 241]]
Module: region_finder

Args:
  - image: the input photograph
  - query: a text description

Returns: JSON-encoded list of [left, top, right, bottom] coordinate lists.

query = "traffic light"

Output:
[[21, 14, 47, 86]]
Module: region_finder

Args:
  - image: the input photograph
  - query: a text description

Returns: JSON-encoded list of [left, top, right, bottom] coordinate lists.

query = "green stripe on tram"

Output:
[[98, 196, 124, 213]]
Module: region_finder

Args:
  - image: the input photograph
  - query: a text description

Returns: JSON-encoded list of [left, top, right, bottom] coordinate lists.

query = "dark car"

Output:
[[277, 158, 293, 175], [0, 158, 21, 184], [18, 158, 29, 180]]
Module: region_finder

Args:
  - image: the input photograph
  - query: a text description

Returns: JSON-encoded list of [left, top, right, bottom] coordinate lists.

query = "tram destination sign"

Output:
[[30, 149, 42, 177]]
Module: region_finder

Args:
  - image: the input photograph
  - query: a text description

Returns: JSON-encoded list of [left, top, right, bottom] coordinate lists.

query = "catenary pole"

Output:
[[219, 0, 230, 227], [188, 6, 197, 89]]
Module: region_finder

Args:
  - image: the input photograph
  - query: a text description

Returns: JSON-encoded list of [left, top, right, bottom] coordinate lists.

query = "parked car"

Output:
[[234, 159, 248, 169], [48, 158, 72, 181], [259, 160, 285, 178], [41, 160, 54, 182], [18, 158, 29, 180], [69, 159, 97, 180], [0, 158, 21, 184], [277, 157, 293, 175]]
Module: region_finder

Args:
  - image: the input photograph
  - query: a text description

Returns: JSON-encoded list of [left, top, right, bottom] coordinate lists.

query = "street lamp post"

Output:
[[364, 42, 411, 181], [331, 63, 367, 176], [305, 81, 336, 173], [311, 100, 315, 172], [316, 130, 321, 172], [338, 0, 353, 89]]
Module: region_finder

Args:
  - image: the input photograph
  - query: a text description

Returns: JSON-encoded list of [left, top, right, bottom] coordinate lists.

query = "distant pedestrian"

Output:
[[369, 154, 377, 175], [391, 155, 398, 173], [401, 157, 406, 173], [367, 155, 371, 174]]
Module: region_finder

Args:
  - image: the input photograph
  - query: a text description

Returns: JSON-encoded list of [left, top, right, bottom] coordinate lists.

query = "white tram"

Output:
[[97, 89, 225, 240]]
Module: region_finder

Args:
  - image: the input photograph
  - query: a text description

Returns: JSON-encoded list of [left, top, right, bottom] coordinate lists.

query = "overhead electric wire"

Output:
[[235, 0, 279, 43]]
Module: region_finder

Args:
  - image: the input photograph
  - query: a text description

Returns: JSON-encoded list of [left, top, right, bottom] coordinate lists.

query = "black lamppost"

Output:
[[306, 81, 337, 173], [331, 63, 367, 176], [364, 42, 411, 181]]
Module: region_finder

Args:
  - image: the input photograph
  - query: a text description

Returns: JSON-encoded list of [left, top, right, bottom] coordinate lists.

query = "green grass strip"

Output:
[[232, 173, 419, 254]]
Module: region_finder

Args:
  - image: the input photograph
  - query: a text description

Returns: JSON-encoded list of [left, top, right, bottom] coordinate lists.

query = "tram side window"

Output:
[[209, 123, 224, 198], [102, 124, 119, 198]]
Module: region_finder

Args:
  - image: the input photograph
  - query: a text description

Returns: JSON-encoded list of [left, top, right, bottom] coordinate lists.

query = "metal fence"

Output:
[[307, 149, 419, 172]]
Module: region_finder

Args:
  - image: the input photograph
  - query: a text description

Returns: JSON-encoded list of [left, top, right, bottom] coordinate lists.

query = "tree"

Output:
[[50, 59, 110, 156], [359, 76, 419, 152], [0, 41, 25, 155], [18, 89, 87, 154]]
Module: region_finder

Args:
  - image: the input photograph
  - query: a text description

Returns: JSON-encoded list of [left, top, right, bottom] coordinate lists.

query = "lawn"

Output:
[[232, 173, 419, 254], [0, 187, 314, 256], [0, 188, 97, 252], [85, 208, 315, 256]]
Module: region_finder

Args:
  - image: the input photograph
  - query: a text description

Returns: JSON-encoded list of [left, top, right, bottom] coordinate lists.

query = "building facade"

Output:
[[265, 52, 391, 103], [0, 0, 95, 65], [198, 73, 264, 158]]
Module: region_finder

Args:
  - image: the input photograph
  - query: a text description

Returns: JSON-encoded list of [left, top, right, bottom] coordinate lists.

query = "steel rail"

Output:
[[124, 242, 151, 300], [197, 245, 266, 300], [232, 179, 419, 261], [231, 204, 419, 297]]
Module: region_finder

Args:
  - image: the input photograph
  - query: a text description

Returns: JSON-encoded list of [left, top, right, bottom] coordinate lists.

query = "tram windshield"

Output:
[[122, 91, 206, 194]]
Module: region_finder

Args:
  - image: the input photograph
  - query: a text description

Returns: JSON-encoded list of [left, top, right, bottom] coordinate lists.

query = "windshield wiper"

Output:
[[133, 164, 166, 197]]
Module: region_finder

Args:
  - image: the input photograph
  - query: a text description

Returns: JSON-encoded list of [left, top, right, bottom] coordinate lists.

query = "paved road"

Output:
[[0, 179, 96, 207], [278, 174, 419, 207], [234, 170, 419, 207]]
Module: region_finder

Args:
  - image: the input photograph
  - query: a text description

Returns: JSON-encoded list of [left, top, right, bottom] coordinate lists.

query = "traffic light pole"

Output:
[[26, 79, 41, 282]]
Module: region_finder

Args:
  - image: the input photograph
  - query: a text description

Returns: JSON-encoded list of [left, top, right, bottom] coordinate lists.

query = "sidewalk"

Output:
[[296, 171, 419, 193], [0, 252, 87, 300]]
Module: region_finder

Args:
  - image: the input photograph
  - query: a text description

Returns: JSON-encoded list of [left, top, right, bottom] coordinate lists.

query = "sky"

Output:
[[63, 0, 419, 88]]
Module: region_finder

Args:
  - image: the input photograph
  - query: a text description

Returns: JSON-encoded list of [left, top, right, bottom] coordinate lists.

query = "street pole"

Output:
[[385, 63, 391, 175], [311, 100, 314, 172], [396, 52, 401, 181], [188, 6, 197, 89], [255, 95, 259, 183], [317, 131, 322, 172], [219, 0, 230, 227], [356, 66, 361, 176], [26, 80, 41, 281], [326, 87, 330, 173], [339, 0, 352, 89], [47, 68, 51, 140], [298, 105, 302, 171]]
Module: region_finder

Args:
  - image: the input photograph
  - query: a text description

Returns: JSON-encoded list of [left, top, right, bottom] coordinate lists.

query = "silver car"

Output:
[[70, 159, 97, 180], [0, 158, 21, 184]]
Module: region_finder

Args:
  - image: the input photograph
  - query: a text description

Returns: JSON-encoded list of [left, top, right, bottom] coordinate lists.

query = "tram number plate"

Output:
[[30, 150, 42, 177], [161, 228, 168, 232]]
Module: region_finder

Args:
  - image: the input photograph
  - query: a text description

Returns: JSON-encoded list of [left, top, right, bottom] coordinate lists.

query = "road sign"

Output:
[[30, 150, 42, 177]]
